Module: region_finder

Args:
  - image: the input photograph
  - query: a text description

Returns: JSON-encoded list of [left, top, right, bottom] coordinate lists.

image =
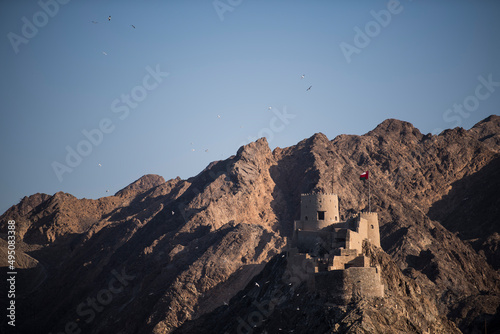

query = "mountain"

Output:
[[1, 115, 499, 334]]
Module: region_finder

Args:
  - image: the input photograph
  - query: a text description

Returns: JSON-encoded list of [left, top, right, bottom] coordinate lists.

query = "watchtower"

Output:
[[296, 193, 339, 231], [359, 212, 380, 247]]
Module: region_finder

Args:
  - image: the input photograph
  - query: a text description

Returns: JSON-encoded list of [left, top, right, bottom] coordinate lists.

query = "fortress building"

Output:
[[287, 193, 384, 301]]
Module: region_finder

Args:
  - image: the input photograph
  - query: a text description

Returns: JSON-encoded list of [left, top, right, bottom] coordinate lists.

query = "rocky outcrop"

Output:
[[177, 242, 462, 334]]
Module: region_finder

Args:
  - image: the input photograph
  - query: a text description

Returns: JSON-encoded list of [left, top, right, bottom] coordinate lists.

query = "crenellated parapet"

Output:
[[359, 212, 378, 217], [300, 193, 338, 196]]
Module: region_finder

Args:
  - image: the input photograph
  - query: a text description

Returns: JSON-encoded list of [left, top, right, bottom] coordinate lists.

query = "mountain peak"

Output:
[[115, 174, 165, 197], [309, 132, 329, 144], [293, 132, 330, 150], [472, 114, 500, 128], [236, 137, 271, 159], [469, 114, 500, 149], [367, 118, 422, 140]]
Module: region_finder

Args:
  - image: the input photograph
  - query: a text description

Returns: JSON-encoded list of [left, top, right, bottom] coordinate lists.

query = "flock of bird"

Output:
[[188, 73, 312, 157], [94, 16, 313, 198], [91, 15, 136, 56]]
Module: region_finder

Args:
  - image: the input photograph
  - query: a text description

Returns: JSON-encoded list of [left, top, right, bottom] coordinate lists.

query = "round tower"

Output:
[[359, 212, 380, 247], [300, 193, 339, 231]]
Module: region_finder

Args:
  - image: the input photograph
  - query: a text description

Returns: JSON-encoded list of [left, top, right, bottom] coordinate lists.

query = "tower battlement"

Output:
[[359, 212, 378, 217], [301, 193, 338, 196]]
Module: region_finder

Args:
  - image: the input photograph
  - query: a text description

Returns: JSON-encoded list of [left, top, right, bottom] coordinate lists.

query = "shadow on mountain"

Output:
[[428, 155, 500, 268]]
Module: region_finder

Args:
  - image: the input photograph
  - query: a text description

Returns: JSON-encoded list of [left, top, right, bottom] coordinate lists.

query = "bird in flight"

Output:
[[255, 282, 260, 287], [268, 106, 272, 110], [306, 86, 312, 91], [91, 20, 98, 24], [301, 74, 305, 79], [217, 115, 221, 118], [108, 16, 111, 21], [131, 25, 136, 29], [102, 52, 107, 56], [98, 163, 102, 167]]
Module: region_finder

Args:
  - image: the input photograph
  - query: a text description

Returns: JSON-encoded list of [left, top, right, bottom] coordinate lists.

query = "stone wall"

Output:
[[314, 267, 384, 302], [331, 254, 358, 270], [346, 229, 364, 254]]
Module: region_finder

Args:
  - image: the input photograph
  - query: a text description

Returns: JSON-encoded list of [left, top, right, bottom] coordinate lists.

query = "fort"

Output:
[[287, 193, 384, 301]]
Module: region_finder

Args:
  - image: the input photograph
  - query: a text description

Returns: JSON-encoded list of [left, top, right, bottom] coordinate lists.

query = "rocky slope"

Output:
[[176, 242, 463, 334], [1, 115, 499, 334]]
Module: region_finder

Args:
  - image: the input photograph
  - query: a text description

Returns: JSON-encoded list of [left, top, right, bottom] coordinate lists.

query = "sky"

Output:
[[1, 0, 499, 214]]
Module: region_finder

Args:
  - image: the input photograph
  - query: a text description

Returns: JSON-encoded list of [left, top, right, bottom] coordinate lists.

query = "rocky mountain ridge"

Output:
[[1, 115, 499, 333]]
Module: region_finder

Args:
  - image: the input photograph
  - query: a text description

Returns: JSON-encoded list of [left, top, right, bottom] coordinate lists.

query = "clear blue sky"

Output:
[[1, 0, 499, 214]]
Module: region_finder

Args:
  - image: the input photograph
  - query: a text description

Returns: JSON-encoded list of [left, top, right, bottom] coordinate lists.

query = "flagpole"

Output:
[[368, 174, 371, 212], [331, 174, 334, 194]]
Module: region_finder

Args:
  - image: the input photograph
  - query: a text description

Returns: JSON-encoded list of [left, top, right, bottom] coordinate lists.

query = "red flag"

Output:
[[360, 171, 369, 180]]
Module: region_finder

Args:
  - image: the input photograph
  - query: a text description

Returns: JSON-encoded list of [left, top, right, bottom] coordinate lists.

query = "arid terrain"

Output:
[[1, 115, 499, 334]]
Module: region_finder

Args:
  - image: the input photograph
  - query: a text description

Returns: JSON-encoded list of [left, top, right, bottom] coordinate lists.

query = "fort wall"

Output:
[[346, 229, 363, 255], [288, 192, 384, 301], [314, 267, 384, 301]]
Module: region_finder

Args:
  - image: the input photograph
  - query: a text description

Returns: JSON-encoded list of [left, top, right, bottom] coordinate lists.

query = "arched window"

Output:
[[305, 216, 308, 221], [371, 224, 374, 229]]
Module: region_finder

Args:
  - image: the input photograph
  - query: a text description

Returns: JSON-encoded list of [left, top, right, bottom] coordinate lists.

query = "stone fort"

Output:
[[287, 193, 384, 301]]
